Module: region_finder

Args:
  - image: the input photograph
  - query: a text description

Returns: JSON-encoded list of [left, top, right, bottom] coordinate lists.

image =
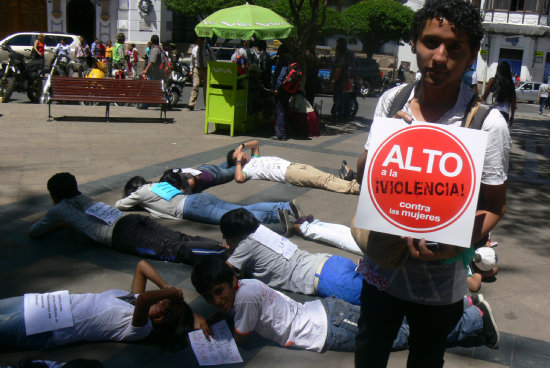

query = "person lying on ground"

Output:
[[169, 161, 235, 193], [191, 257, 500, 354], [226, 140, 360, 194], [116, 172, 292, 225], [0, 260, 211, 350], [29, 173, 227, 264]]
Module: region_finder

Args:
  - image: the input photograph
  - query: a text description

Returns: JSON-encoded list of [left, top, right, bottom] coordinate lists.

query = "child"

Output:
[[116, 172, 291, 225], [30, 173, 227, 264], [130, 43, 139, 77], [191, 258, 500, 353], [0, 260, 208, 350]]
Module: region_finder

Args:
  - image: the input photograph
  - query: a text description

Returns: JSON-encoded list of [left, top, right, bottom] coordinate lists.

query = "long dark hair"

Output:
[[494, 61, 515, 104]]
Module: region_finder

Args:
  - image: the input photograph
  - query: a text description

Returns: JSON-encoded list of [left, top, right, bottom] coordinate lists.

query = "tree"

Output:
[[343, 0, 414, 57]]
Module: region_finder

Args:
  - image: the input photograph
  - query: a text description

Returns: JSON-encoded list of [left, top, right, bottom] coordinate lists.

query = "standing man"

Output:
[[354, 1, 510, 367], [187, 37, 216, 111], [112, 33, 126, 72], [272, 43, 292, 141], [538, 79, 549, 115], [330, 38, 351, 121], [91, 37, 100, 59], [139, 35, 163, 110], [75, 36, 91, 77]]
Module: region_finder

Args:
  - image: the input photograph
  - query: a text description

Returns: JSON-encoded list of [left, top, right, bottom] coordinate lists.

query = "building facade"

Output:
[[0, 0, 179, 47]]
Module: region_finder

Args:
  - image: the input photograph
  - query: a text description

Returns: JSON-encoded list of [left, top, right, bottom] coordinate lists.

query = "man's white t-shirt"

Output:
[[233, 279, 328, 352], [361, 81, 511, 305], [539, 83, 549, 99], [242, 156, 291, 182], [52, 289, 152, 346]]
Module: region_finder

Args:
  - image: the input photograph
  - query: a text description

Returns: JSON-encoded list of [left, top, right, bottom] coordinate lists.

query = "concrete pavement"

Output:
[[0, 99, 549, 367]]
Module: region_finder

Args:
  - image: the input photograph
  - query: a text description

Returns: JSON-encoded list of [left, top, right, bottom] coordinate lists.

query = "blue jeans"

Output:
[[317, 255, 364, 305], [183, 192, 289, 224], [197, 163, 236, 185], [321, 297, 360, 352], [0, 296, 54, 350], [540, 97, 547, 114]]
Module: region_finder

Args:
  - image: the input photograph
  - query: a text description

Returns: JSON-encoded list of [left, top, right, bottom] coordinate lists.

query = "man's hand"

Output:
[[194, 313, 213, 341], [404, 237, 462, 261]]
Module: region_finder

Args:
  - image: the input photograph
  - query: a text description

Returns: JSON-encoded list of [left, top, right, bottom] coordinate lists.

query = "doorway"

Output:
[[498, 48, 523, 79], [0, 0, 47, 40], [67, 0, 95, 44]]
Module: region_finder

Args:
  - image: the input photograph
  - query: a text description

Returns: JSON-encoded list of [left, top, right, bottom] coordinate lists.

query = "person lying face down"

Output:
[[0, 260, 212, 350], [30, 172, 227, 264], [116, 171, 291, 225]]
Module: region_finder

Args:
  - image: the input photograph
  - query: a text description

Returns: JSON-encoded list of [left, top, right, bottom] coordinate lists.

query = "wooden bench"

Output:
[[47, 76, 168, 122]]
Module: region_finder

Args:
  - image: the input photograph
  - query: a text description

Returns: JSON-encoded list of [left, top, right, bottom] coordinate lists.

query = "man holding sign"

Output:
[[354, 1, 510, 367]]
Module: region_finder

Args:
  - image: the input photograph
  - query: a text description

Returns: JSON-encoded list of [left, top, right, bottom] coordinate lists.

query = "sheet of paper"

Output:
[[24, 290, 74, 335], [189, 320, 243, 366], [150, 182, 183, 201], [175, 168, 202, 176], [251, 225, 297, 260], [85, 202, 124, 225]]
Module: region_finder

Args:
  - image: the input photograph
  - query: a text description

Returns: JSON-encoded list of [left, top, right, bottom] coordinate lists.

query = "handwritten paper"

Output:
[[85, 202, 124, 225], [24, 290, 74, 335], [189, 320, 243, 366], [150, 182, 183, 201], [251, 225, 297, 260]]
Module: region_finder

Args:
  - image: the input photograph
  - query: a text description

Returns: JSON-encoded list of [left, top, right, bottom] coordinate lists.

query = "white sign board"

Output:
[[189, 320, 243, 366], [355, 118, 488, 247], [24, 290, 73, 335]]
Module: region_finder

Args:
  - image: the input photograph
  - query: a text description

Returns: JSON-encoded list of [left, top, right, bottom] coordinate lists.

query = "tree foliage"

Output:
[[343, 0, 414, 56]]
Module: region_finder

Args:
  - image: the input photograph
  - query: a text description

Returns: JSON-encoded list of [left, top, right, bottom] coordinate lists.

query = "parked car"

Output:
[[515, 81, 542, 103], [0, 32, 80, 70]]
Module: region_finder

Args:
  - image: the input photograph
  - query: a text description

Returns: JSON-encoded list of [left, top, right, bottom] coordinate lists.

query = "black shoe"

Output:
[[270, 135, 287, 141], [289, 199, 304, 219], [340, 160, 356, 181], [278, 209, 293, 237], [478, 300, 500, 348], [187, 105, 194, 111]]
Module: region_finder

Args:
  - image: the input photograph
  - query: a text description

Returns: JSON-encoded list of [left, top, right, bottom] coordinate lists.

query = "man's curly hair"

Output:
[[411, 0, 484, 52]]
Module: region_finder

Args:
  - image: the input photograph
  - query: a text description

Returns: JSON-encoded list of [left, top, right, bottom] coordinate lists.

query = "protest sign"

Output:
[[189, 320, 243, 366], [24, 290, 73, 335], [355, 118, 488, 247]]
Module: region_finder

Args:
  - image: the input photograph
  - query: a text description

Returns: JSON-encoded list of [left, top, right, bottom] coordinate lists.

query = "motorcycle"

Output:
[[165, 59, 190, 109], [0, 44, 45, 103], [381, 75, 402, 92]]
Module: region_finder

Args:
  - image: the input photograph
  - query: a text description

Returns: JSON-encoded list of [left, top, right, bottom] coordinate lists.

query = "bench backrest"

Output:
[[50, 76, 167, 104]]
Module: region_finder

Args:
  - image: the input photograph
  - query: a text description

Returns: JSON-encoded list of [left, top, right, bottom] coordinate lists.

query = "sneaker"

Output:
[[278, 209, 293, 237], [471, 293, 484, 306], [289, 199, 304, 219], [478, 300, 500, 348]]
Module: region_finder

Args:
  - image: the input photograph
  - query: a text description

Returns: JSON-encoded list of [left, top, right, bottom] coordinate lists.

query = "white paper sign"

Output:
[[251, 225, 297, 260], [85, 202, 124, 225], [24, 290, 73, 335], [355, 118, 488, 247], [189, 320, 243, 366], [174, 168, 202, 176]]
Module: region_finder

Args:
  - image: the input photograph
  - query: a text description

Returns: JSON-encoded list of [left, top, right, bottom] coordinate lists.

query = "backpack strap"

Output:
[[462, 94, 491, 130], [388, 83, 416, 118]]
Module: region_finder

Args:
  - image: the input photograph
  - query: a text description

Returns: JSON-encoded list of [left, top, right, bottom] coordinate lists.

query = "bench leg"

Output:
[[48, 103, 52, 122], [105, 103, 110, 123]]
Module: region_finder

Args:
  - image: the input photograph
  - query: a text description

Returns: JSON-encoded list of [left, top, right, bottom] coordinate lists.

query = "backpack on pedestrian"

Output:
[[282, 62, 303, 95], [159, 49, 171, 76], [235, 54, 249, 75]]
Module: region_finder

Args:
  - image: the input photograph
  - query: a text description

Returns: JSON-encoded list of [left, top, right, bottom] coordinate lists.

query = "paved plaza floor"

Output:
[[0, 101, 549, 367]]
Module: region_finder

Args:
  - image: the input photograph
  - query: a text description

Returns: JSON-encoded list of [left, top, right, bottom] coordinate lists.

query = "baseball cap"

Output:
[[474, 247, 498, 271]]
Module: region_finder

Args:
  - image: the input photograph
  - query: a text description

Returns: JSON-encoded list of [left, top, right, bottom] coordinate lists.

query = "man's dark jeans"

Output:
[[355, 281, 462, 368]]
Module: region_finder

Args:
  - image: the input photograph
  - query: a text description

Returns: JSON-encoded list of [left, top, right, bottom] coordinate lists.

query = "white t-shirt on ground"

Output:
[[233, 279, 328, 352], [242, 156, 291, 182]]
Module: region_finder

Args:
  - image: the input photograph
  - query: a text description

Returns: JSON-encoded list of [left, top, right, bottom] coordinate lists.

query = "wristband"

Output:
[[236, 161, 242, 164]]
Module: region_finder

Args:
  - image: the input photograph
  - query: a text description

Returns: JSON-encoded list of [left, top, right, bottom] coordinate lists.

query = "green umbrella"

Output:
[[195, 3, 295, 40]]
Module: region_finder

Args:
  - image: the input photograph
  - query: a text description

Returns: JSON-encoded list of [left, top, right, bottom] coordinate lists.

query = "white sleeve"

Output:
[[480, 109, 511, 185]]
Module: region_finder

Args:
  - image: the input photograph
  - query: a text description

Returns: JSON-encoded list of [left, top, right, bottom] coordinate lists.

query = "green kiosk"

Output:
[[204, 61, 249, 137]]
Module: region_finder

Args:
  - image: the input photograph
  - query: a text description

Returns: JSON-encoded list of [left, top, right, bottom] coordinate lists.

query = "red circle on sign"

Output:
[[367, 125, 476, 232]]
